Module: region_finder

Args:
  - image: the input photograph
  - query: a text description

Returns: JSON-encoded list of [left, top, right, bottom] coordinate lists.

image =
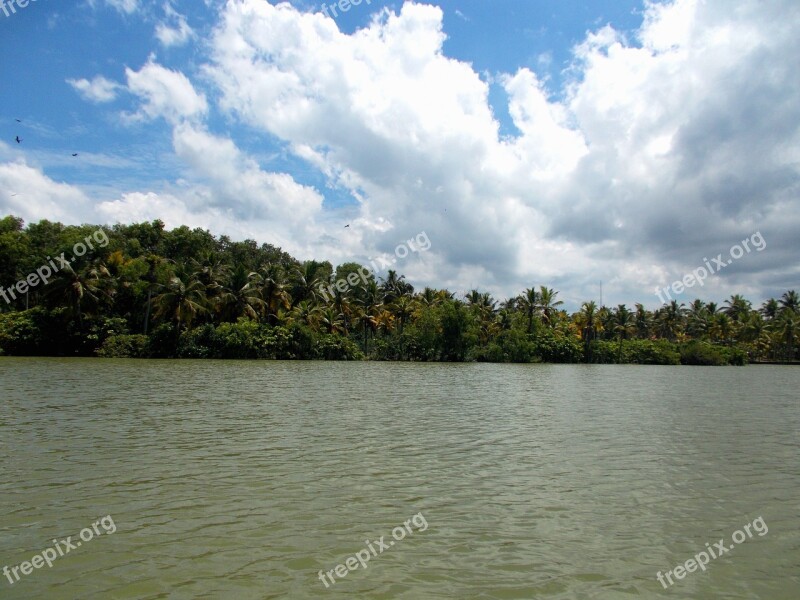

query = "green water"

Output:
[[0, 359, 798, 599]]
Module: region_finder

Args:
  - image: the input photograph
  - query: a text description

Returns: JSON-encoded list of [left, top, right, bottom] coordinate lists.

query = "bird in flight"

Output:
[[15, 136, 22, 143], [344, 224, 350, 228], [72, 153, 78, 157], [15, 119, 21, 123]]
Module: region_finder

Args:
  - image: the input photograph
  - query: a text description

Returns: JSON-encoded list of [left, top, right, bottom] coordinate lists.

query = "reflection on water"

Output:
[[0, 359, 798, 598]]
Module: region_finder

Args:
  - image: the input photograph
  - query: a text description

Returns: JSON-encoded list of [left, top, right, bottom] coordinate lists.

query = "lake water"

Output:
[[0, 359, 798, 599]]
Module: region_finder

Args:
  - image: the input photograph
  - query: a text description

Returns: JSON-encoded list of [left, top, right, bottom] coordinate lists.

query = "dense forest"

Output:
[[0, 215, 797, 365]]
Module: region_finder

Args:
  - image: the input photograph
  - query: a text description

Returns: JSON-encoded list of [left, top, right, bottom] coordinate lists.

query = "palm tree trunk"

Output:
[[144, 288, 153, 334]]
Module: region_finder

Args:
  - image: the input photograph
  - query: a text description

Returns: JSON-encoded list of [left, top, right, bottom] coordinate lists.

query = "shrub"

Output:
[[589, 339, 680, 365], [534, 333, 584, 363], [212, 320, 266, 359], [0, 308, 47, 355], [315, 334, 364, 360], [96, 334, 149, 358], [680, 341, 747, 366], [146, 323, 178, 358]]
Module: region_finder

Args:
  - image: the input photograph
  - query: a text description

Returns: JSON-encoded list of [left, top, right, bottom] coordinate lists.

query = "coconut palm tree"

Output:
[[578, 301, 599, 362], [153, 273, 208, 341], [613, 304, 635, 362], [597, 305, 614, 340], [656, 300, 686, 341], [723, 294, 752, 322], [327, 285, 354, 334], [517, 287, 539, 334], [538, 286, 564, 328], [374, 308, 395, 336], [353, 303, 378, 354], [215, 264, 265, 322], [191, 253, 230, 301], [708, 312, 735, 345], [686, 299, 708, 339], [355, 280, 382, 353], [417, 287, 440, 308], [291, 260, 325, 306], [380, 270, 413, 304], [634, 303, 652, 339], [45, 261, 113, 327], [254, 263, 291, 325], [141, 254, 170, 335], [760, 298, 779, 321], [391, 295, 415, 335], [288, 299, 320, 329], [319, 307, 344, 334], [775, 310, 799, 360], [779, 290, 799, 315]]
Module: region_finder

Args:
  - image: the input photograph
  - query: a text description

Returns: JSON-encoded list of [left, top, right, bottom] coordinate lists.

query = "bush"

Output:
[[315, 334, 364, 360], [96, 334, 149, 358], [0, 308, 47, 355], [589, 339, 680, 365], [212, 320, 266, 359], [628, 340, 681, 365], [534, 333, 584, 363], [146, 323, 178, 358], [680, 341, 747, 366], [262, 324, 316, 359]]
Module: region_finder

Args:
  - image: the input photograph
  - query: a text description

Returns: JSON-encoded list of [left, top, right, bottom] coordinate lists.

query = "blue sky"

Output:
[[1, 0, 798, 309]]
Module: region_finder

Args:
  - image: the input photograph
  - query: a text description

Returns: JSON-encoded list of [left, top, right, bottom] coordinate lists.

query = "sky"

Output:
[[1, 0, 798, 310]]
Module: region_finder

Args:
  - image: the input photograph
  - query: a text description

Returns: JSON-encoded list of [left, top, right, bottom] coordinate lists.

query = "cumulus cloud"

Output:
[[6, 0, 800, 308], [125, 58, 208, 124], [66, 75, 121, 103], [0, 160, 92, 224], [88, 0, 139, 15], [198, 0, 800, 306], [155, 2, 195, 47], [171, 123, 323, 225]]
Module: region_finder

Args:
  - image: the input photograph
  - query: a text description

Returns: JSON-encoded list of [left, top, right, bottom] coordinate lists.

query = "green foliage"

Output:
[[0, 308, 47, 355], [475, 329, 538, 363], [147, 323, 178, 358], [96, 335, 149, 358], [533, 333, 584, 363], [680, 341, 748, 366], [590, 339, 681, 365], [399, 308, 442, 361], [0, 215, 786, 365], [315, 334, 364, 361], [169, 321, 365, 360], [176, 323, 218, 358], [439, 301, 475, 362]]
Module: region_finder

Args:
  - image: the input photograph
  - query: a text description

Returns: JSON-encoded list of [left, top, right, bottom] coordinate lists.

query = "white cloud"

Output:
[[88, 0, 139, 15], [155, 3, 195, 47], [6, 0, 800, 308], [197, 0, 800, 306], [66, 76, 121, 103], [171, 123, 323, 225], [0, 160, 92, 224], [125, 58, 208, 124]]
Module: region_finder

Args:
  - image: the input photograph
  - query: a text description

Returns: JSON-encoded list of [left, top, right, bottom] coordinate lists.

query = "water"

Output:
[[0, 359, 798, 599]]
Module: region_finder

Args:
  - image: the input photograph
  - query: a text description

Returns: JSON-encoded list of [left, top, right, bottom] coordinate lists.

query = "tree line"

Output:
[[1, 216, 797, 365]]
